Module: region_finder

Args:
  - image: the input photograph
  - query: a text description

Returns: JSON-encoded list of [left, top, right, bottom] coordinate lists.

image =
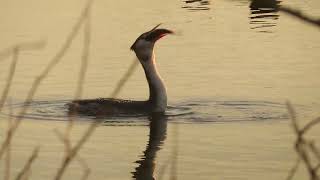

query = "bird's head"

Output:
[[130, 24, 173, 62]]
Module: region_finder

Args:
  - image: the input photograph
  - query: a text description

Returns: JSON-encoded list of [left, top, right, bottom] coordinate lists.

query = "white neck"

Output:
[[140, 52, 167, 112]]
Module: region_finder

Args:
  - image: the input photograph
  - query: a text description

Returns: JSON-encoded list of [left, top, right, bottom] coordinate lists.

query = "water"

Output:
[[0, 0, 320, 179]]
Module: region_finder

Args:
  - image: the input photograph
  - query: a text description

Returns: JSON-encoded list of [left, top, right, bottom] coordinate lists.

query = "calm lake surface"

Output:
[[0, 0, 319, 179]]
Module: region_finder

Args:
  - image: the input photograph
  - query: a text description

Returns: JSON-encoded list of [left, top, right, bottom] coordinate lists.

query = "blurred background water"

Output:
[[0, 0, 319, 179]]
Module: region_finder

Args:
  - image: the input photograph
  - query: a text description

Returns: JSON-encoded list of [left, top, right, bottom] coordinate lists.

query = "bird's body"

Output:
[[68, 24, 173, 116], [68, 98, 150, 116]]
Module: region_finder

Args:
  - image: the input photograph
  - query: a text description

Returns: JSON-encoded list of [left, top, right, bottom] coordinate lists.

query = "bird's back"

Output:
[[68, 98, 151, 116]]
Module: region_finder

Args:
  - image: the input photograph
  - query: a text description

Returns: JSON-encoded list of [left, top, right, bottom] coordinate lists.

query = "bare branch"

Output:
[[301, 117, 320, 135], [4, 100, 14, 180], [76, 156, 91, 180], [287, 102, 320, 180], [54, 129, 91, 180], [54, 1, 94, 179], [0, 47, 20, 112], [0, 40, 46, 112], [280, 6, 320, 27], [75, 8, 91, 100], [53, 129, 72, 154], [54, 121, 99, 180], [309, 142, 320, 163], [0, 0, 93, 160], [286, 157, 301, 180], [286, 101, 300, 135], [15, 147, 39, 180], [110, 59, 139, 98], [66, 3, 92, 131], [0, 41, 45, 62]]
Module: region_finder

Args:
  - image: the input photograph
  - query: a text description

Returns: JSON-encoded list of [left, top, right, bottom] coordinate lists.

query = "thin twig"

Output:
[[53, 129, 91, 180], [0, 0, 93, 160], [110, 59, 139, 98], [53, 1, 94, 179], [286, 157, 301, 180], [4, 100, 14, 180], [286, 101, 300, 134], [75, 8, 91, 100], [0, 41, 45, 112], [309, 142, 320, 163], [0, 47, 20, 112], [53, 129, 72, 154], [280, 6, 320, 27], [15, 147, 39, 180], [77, 156, 91, 180], [286, 102, 320, 180], [301, 117, 320, 135], [295, 138, 317, 180], [54, 121, 99, 180], [66, 4, 92, 131], [0, 41, 45, 62]]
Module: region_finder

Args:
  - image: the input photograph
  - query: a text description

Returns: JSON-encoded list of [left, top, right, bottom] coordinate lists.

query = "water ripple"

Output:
[[181, 0, 211, 11], [0, 99, 292, 125], [166, 100, 289, 123]]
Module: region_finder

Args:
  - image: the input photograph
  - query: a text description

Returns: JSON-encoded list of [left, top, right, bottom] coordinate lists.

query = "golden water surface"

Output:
[[0, 0, 319, 179]]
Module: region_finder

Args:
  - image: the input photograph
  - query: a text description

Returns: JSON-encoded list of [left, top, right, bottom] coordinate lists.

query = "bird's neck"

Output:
[[141, 52, 167, 113]]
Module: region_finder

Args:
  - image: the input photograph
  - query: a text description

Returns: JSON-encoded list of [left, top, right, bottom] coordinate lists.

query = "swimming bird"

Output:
[[68, 24, 173, 116]]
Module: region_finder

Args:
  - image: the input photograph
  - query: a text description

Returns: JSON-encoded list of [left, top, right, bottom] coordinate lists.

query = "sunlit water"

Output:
[[0, 0, 319, 179]]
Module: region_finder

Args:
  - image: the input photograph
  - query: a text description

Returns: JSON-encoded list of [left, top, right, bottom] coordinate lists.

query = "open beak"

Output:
[[145, 24, 174, 42], [130, 24, 174, 50], [146, 29, 174, 42]]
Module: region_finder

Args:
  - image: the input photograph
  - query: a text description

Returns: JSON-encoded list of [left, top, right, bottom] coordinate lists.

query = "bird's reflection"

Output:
[[132, 113, 168, 180], [249, 0, 281, 32], [182, 0, 211, 11]]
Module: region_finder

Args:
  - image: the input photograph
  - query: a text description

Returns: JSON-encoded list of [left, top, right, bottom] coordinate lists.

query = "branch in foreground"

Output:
[[54, 129, 91, 180], [0, 47, 19, 112], [54, 121, 99, 180], [4, 102, 14, 180], [286, 102, 320, 180], [280, 6, 320, 27], [0, 41, 46, 112], [0, 0, 92, 160], [286, 158, 301, 180], [0, 41, 45, 62], [54, 0, 95, 179], [110, 59, 139, 98], [15, 147, 39, 180]]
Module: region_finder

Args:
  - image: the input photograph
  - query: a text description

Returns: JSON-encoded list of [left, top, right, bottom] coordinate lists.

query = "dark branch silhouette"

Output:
[[280, 6, 320, 27], [286, 102, 320, 180]]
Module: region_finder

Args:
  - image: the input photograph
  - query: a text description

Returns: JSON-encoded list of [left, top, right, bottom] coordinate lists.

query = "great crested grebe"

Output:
[[68, 24, 173, 116]]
